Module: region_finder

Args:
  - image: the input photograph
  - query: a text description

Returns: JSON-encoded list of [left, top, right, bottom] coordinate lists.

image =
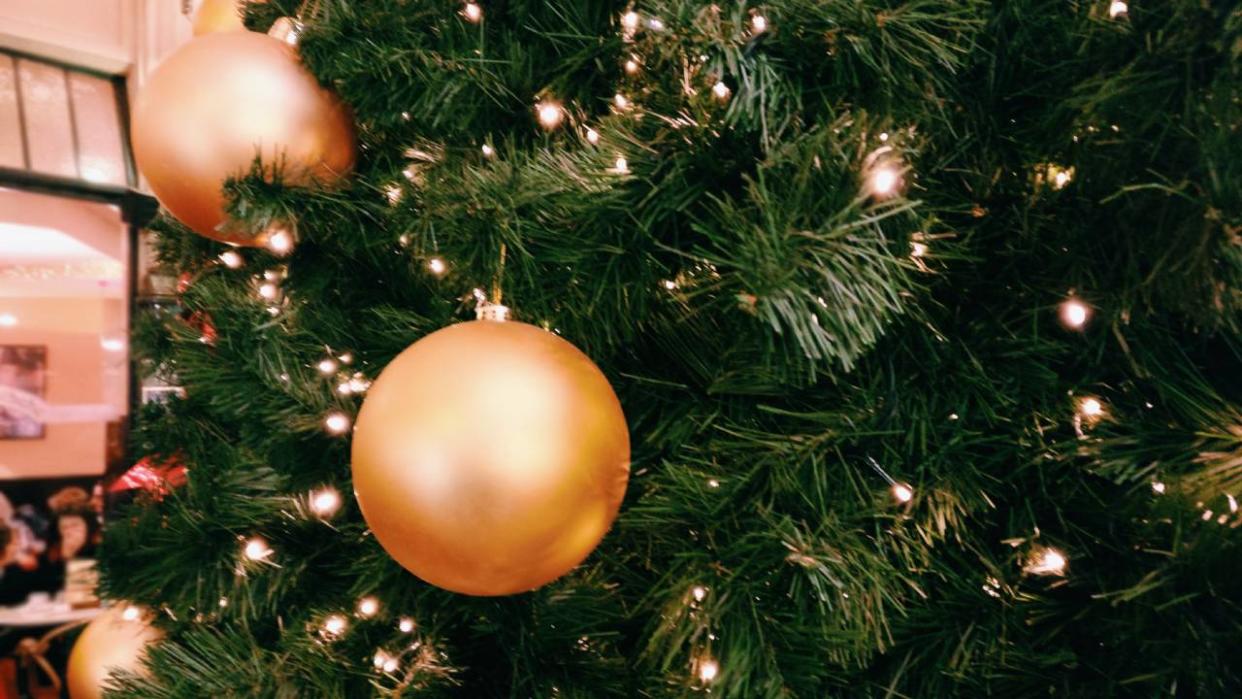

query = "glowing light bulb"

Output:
[[266, 228, 295, 256], [373, 650, 389, 669], [0, 313, 16, 327], [1151, 481, 1166, 494], [691, 585, 707, 602], [624, 57, 641, 74], [243, 537, 272, 561], [751, 14, 768, 33], [868, 165, 901, 197], [219, 250, 244, 269], [698, 658, 719, 683], [324, 412, 351, 435], [585, 127, 600, 145], [357, 596, 380, 618], [428, 257, 448, 276], [383, 656, 399, 673], [614, 93, 630, 110], [398, 617, 416, 633], [218, 596, 229, 608], [536, 100, 565, 130], [322, 614, 348, 638], [348, 374, 371, 393], [621, 11, 640, 31], [612, 156, 630, 174], [310, 487, 342, 518], [1059, 298, 1090, 329], [1026, 547, 1067, 575], [707, 478, 720, 488], [258, 282, 279, 301], [318, 359, 339, 375], [1078, 397, 1103, 418], [1108, 1, 1127, 18], [385, 184, 403, 205], [481, 144, 495, 158], [462, 2, 482, 22], [712, 81, 731, 100], [662, 279, 678, 290], [892, 483, 914, 503], [121, 606, 141, 622], [647, 17, 665, 31], [910, 241, 929, 258], [338, 352, 353, 365]]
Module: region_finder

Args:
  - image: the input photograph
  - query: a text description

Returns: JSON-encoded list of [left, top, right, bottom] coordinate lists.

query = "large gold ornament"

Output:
[[131, 31, 355, 245], [192, 0, 252, 35], [67, 606, 162, 699], [351, 319, 630, 596]]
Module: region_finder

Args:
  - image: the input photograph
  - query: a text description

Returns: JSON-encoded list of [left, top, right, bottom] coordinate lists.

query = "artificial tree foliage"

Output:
[[101, 0, 1241, 697]]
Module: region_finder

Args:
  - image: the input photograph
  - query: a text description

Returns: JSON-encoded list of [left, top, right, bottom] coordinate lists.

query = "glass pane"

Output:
[[69, 72, 127, 186], [17, 59, 76, 178], [0, 188, 129, 478], [0, 55, 23, 169]]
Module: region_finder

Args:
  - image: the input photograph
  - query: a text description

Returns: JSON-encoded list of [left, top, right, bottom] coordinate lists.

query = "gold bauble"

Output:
[[67, 606, 162, 699], [192, 0, 251, 35], [352, 320, 630, 596], [131, 32, 355, 245]]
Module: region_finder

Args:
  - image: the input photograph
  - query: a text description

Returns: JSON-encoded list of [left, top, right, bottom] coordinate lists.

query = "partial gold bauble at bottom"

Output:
[[351, 320, 631, 596], [131, 31, 355, 245], [192, 0, 253, 35], [67, 606, 162, 699]]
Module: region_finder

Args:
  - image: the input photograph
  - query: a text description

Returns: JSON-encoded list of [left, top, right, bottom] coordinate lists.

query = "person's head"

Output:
[[58, 513, 90, 560]]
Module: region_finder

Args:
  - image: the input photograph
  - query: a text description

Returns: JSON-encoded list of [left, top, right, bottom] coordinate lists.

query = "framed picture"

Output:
[[0, 345, 47, 440]]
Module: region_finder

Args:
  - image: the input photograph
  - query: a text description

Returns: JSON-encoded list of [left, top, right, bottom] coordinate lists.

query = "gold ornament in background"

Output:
[[131, 31, 356, 245], [351, 319, 631, 596], [67, 606, 162, 699], [192, 0, 253, 35]]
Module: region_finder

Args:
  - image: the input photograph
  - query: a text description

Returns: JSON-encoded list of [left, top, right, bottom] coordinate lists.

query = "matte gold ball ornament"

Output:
[[351, 315, 630, 596], [67, 606, 163, 699], [131, 30, 355, 245]]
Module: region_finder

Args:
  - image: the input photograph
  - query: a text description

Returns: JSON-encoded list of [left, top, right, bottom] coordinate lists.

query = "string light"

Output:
[[324, 412, 351, 435], [1228, 494, 1238, 513], [398, 617, 416, 633], [751, 13, 768, 33], [243, 536, 273, 562], [218, 596, 229, 608], [1108, 1, 1127, 18], [585, 127, 601, 145], [338, 352, 353, 365], [892, 483, 914, 503], [266, 227, 295, 256], [611, 156, 630, 174], [866, 164, 902, 198], [357, 596, 380, 618], [910, 240, 929, 258], [121, 606, 141, 622], [621, 11, 640, 32], [1025, 547, 1067, 576], [428, 257, 448, 276], [624, 57, 641, 75], [219, 250, 244, 269], [707, 478, 720, 488], [462, 2, 482, 22], [712, 81, 731, 101], [385, 184, 403, 205], [318, 358, 339, 375], [536, 100, 565, 130], [1151, 481, 1166, 494], [614, 93, 631, 110], [321, 614, 348, 639], [1059, 297, 1091, 329], [691, 585, 708, 602], [647, 17, 665, 31], [481, 144, 495, 158], [697, 657, 720, 683], [309, 487, 342, 518], [1077, 396, 1104, 419], [258, 281, 280, 301]]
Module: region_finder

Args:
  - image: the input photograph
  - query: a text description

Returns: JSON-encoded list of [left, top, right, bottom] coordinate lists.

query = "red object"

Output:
[[109, 455, 187, 497]]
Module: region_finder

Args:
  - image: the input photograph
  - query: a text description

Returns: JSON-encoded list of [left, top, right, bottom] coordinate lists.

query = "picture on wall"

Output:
[[0, 345, 47, 439]]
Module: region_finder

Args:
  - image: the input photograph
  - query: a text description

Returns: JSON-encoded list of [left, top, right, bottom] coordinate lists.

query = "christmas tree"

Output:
[[97, 0, 1241, 696]]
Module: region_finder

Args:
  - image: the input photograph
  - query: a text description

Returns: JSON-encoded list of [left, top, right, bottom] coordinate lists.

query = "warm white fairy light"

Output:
[[624, 57, 641, 75], [258, 281, 280, 301], [382, 655, 399, 673], [910, 241, 929, 258], [481, 144, 495, 158], [373, 649, 389, 669], [243, 536, 273, 562], [324, 411, 351, 435], [1059, 297, 1091, 329], [321, 614, 348, 638], [697, 657, 720, 683], [218, 596, 229, 608], [338, 352, 353, 365], [398, 617, 416, 633], [1228, 494, 1238, 513], [317, 358, 339, 375], [621, 11, 640, 31], [385, 184, 403, 205], [348, 374, 371, 393], [1078, 396, 1104, 419], [428, 257, 448, 276], [614, 93, 631, 110], [612, 156, 630, 174], [219, 250, 244, 269], [879, 132, 890, 142], [310, 487, 342, 518], [1151, 481, 1166, 494], [585, 127, 601, 145], [712, 81, 731, 100], [266, 228, 295, 256], [1025, 547, 1067, 576], [892, 483, 914, 503], [1108, 1, 1127, 18], [647, 17, 665, 31], [462, 2, 482, 22], [121, 606, 141, 622], [867, 164, 901, 197], [1201, 509, 1213, 521], [357, 596, 380, 618], [536, 100, 565, 130], [750, 14, 768, 33], [707, 478, 720, 488]]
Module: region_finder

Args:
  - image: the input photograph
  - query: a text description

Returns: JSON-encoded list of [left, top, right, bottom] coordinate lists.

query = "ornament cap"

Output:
[[268, 17, 304, 47], [475, 302, 511, 322]]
